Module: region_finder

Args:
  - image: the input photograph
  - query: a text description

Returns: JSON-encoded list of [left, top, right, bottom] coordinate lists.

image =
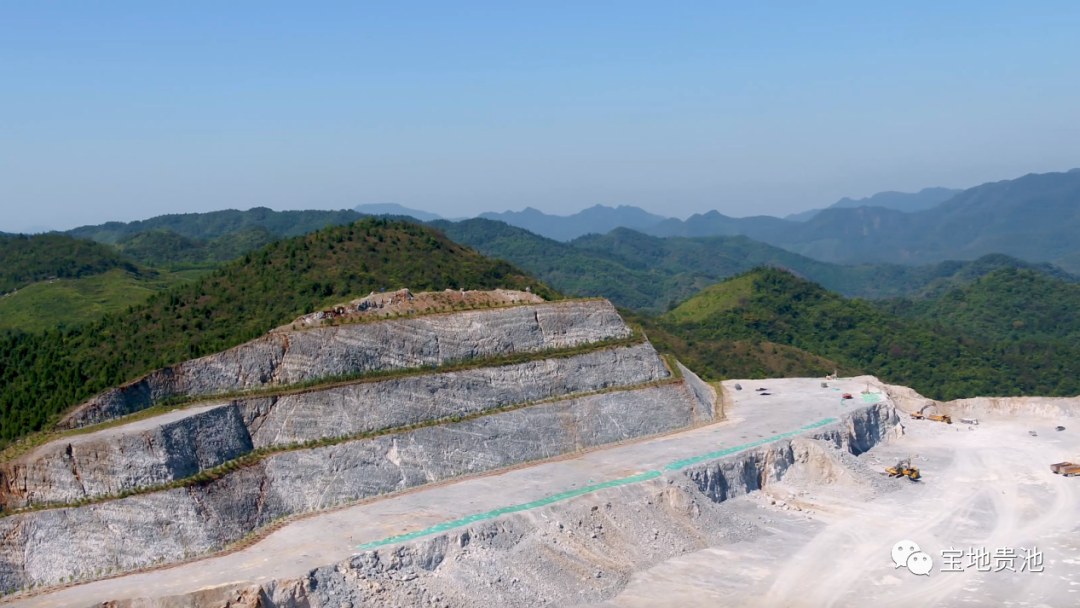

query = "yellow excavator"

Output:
[[886, 458, 921, 481]]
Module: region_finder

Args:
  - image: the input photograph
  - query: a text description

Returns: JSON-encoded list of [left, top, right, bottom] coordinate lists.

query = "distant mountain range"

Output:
[[784, 187, 962, 221], [432, 218, 1073, 312], [478, 205, 669, 241], [353, 204, 445, 222], [641, 170, 1080, 269]]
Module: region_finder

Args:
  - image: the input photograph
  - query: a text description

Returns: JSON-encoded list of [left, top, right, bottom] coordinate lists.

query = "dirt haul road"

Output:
[[10, 378, 1079, 608], [593, 410, 1080, 607]]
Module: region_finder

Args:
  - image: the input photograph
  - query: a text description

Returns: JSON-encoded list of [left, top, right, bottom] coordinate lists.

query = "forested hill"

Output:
[[877, 267, 1080, 342], [0, 233, 136, 294], [433, 218, 1073, 312], [651, 268, 1080, 400], [113, 226, 280, 269], [66, 207, 368, 243], [0, 219, 551, 444]]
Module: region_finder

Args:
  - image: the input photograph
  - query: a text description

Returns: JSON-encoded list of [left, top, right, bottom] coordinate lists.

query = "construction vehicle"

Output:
[[960, 418, 979, 425], [910, 412, 925, 420], [1050, 462, 1080, 477], [928, 414, 952, 424], [886, 458, 921, 481], [842, 393, 853, 400]]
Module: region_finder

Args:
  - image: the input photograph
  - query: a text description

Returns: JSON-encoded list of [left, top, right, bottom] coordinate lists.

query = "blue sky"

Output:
[[2, 2, 1079, 231]]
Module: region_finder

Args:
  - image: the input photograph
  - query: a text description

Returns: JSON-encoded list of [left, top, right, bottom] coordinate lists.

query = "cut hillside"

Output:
[[877, 267, 1080, 342], [651, 268, 1080, 400], [0, 219, 552, 444], [0, 295, 720, 593], [0, 233, 136, 294]]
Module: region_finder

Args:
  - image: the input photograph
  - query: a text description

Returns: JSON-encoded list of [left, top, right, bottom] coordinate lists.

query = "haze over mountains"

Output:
[[783, 187, 963, 221]]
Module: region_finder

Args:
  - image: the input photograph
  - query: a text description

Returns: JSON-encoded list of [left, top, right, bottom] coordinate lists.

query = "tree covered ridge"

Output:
[[655, 267, 1080, 400], [0, 234, 136, 294], [876, 267, 1080, 342], [0, 219, 553, 444]]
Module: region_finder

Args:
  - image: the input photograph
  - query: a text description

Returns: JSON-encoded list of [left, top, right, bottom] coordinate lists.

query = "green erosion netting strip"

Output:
[[861, 392, 883, 403], [356, 416, 839, 551], [355, 471, 662, 551], [662, 418, 837, 471]]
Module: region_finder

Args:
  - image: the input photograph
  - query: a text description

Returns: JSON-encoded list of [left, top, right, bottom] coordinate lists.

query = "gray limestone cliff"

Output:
[[61, 300, 630, 429], [0, 380, 709, 590], [1, 343, 668, 509]]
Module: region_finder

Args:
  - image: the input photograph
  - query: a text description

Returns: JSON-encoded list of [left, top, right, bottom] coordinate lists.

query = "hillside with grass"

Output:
[[0, 219, 552, 444], [0, 234, 136, 294], [648, 268, 1080, 399], [877, 267, 1080, 342]]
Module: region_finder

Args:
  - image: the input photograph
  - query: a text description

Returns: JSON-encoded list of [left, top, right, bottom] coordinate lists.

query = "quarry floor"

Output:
[[14, 378, 1080, 608]]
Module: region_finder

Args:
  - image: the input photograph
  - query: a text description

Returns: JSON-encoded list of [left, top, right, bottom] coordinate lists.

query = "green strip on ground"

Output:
[[861, 392, 883, 403], [356, 471, 663, 551], [356, 416, 839, 551]]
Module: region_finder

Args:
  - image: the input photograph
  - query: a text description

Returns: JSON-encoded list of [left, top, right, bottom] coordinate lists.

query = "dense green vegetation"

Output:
[[0, 219, 551, 444], [878, 267, 1080, 342], [114, 226, 279, 269], [0, 268, 196, 333], [648, 268, 1080, 399], [0, 234, 135, 294], [434, 219, 1073, 312], [66, 207, 367, 243]]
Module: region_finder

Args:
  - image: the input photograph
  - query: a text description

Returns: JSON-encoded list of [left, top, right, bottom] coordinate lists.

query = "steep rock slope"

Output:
[[62, 299, 628, 428], [3, 342, 667, 509], [0, 297, 717, 593]]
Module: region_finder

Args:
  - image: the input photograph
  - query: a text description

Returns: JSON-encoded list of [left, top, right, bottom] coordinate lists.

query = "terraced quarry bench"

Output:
[[0, 297, 717, 594]]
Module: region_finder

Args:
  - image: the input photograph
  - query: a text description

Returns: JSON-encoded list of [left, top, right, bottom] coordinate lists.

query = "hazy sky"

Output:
[[3, 2, 1079, 232]]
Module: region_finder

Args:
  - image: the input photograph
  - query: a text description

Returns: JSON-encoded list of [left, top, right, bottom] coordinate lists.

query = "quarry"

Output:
[[1, 292, 1077, 608]]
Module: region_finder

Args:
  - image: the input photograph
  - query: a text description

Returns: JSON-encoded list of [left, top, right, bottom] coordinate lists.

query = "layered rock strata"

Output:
[[0, 380, 711, 590], [92, 403, 900, 608], [1, 343, 667, 510], [61, 299, 630, 429]]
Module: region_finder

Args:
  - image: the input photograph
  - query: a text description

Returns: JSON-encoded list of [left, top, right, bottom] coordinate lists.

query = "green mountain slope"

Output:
[[653, 268, 1080, 400], [66, 207, 367, 243], [877, 268, 1080, 342], [0, 219, 552, 444], [434, 219, 1072, 311], [0, 268, 195, 333], [114, 226, 280, 269], [0, 234, 135, 294]]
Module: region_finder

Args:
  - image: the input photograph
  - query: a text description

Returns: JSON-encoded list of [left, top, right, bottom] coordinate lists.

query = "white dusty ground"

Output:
[[11, 377, 1080, 608], [590, 413, 1080, 608]]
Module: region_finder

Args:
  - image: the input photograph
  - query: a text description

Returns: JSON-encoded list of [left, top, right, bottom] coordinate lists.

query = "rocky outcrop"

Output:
[[0, 405, 252, 510], [0, 381, 708, 590], [242, 342, 669, 448], [84, 403, 900, 608], [61, 300, 631, 429], [3, 344, 668, 509]]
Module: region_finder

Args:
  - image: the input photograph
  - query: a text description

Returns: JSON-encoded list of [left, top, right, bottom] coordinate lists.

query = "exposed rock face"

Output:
[[0, 381, 708, 590], [2, 344, 668, 509], [0, 405, 252, 510], [88, 404, 899, 608], [242, 342, 668, 448], [61, 300, 631, 429]]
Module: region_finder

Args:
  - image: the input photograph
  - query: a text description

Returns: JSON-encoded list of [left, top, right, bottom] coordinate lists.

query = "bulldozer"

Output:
[[886, 458, 921, 481]]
